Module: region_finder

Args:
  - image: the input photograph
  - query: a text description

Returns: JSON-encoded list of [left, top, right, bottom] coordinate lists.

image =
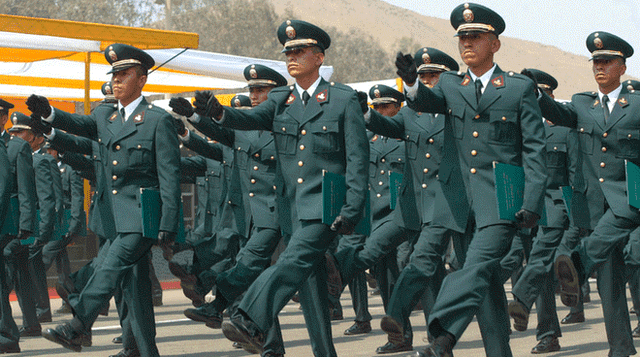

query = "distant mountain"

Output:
[[269, 0, 635, 99]]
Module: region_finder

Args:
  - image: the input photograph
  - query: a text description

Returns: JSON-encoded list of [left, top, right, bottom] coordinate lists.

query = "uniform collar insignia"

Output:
[[316, 89, 328, 103], [619, 96, 629, 107], [491, 75, 504, 88], [133, 111, 145, 123], [371, 134, 378, 142], [461, 75, 471, 86], [286, 94, 296, 105], [109, 113, 117, 122], [593, 99, 600, 107]]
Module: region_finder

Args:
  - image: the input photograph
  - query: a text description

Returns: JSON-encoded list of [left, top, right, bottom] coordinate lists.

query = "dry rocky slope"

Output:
[[269, 0, 635, 99]]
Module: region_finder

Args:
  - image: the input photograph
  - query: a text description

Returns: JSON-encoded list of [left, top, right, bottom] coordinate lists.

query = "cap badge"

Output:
[[286, 26, 296, 39], [249, 68, 258, 79], [422, 53, 431, 64], [108, 48, 117, 62], [234, 98, 241, 107], [105, 85, 112, 94], [374, 89, 381, 98], [594, 37, 604, 49], [463, 8, 474, 22], [11, 115, 16, 125]]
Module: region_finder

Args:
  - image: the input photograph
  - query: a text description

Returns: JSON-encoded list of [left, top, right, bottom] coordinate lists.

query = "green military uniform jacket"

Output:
[[0, 139, 11, 234], [219, 78, 369, 227], [5, 136, 36, 234], [33, 150, 58, 242], [408, 66, 547, 230], [50, 98, 181, 235], [539, 87, 640, 226], [59, 162, 86, 236]]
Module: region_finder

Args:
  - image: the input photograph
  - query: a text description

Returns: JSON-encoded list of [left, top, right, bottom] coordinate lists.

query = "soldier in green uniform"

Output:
[[396, 3, 547, 356], [506, 69, 579, 354], [0, 112, 18, 353], [545, 32, 639, 357], [191, 20, 368, 356], [10, 113, 60, 325], [32, 43, 181, 357]]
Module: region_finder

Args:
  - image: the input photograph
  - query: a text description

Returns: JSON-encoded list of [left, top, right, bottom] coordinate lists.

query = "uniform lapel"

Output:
[[379, 137, 400, 157], [459, 73, 477, 110], [588, 96, 606, 130], [249, 131, 273, 155], [604, 87, 629, 130], [284, 86, 304, 123], [477, 66, 505, 114], [299, 79, 329, 127], [113, 98, 147, 144]]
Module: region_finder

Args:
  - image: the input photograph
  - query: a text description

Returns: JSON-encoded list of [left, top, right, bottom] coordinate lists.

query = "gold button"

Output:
[[381, 158, 386, 163], [298, 161, 304, 167], [471, 150, 477, 156], [228, 200, 232, 204], [237, 147, 242, 151], [115, 145, 121, 150], [281, 127, 286, 132], [378, 181, 383, 186], [112, 190, 117, 194], [253, 166, 258, 171], [599, 178, 604, 182], [301, 129, 307, 135], [423, 168, 429, 173], [273, 185, 277, 190], [422, 183, 427, 188], [270, 156, 275, 160], [299, 145, 305, 151], [554, 146, 558, 150], [112, 175, 117, 180], [98, 138, 102, 143], [323, 126, 327, 131], [580, 128, 585, 132], [629, 134, 633, 138], [112, 160, 118, 165], [502, 116, 507, 121], [93, 155, 97, 159], [429, 138, 434, 143], [251, 179, 256, 184], [473, 131, 479, 138], [470, 168, 477, 174], [398, 158, 402, 161], [380, 170, 385, 175], [249, 193, 255, 197], [297, 178, 303, 184], [600, 162, 606, 168], [602, 147, 607, 152], [137, 144, 141, 149], [426, 153, 431, 158], [474, 115, 480, 119], [376, 193, 381, 198], [603, 132, 608, 138], [255, 153, 260, 158]]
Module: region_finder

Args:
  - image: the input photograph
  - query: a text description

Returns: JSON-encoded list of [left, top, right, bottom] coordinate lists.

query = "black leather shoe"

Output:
[[184, 305, 223, 328], [380, 316, 404, 338], [37, 313, 52, 323], [561, 311, 585, 324], [330, 308, 343, 321], [376, 340, 412, 354], [0, 341, 20, 354], [42, 323, 85, 352], [19, 326, 41, 337], [531, 336, 560, 354], [112, 334, 123, 344], [169, 262, 205, 307], [344, 321, 372, 335], [415, 333, 455, 357], [232, 342, 243, 349], [109, 348, 141, 357], [555, 255, 580, 307], [632, 324, 640, 338], [221, 317, 264, 355], [508, 300, 530, 332], [55, 302, 72, 314]]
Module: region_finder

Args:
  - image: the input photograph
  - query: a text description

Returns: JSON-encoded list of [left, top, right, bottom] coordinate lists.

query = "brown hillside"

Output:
[[269, 0, 635, 99]]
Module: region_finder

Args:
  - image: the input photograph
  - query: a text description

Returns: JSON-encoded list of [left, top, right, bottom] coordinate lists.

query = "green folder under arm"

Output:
[[322, 170, 370, 236]]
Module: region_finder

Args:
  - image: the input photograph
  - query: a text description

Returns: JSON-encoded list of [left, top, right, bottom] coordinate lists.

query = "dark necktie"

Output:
[[602, 95, 610, 123], [120, 108, 126, 123], [302, 91, 310, 106], [475, 79, 483, 105]]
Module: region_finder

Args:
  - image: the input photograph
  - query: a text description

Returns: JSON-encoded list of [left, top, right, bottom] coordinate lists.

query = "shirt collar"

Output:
[[295, 76, 322, 99], [468, 63, 497, 91], [598, 84, 623, 103], [118, 95, 144, 122]]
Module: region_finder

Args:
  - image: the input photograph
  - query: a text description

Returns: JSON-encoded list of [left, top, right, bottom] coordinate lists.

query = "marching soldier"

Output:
[[546, 31, 640, 357], [32, 43, 181, 357], [396, 3, 547, 356]]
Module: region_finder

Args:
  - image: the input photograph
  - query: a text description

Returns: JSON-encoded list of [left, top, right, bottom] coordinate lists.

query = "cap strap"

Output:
[[456, 23, 496, 33], [591, 50, 625, 58], [417, 64, 450, 72]]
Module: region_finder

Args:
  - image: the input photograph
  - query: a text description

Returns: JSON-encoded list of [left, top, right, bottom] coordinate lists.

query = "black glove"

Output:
[[26, 94, 52, 119], [515, 209, 540, 229], [29, 112, 52, 136], [169, 97, 194, 118], [172, 117, 187, 136], [17, 230, 31, 240], [356, 91, 369, 115], [330, 215, 356, 235], [193, 91, 223, 119], [520, 69, 540, 97], [395, 52, 417, 86], [158, 230, 176, 246]]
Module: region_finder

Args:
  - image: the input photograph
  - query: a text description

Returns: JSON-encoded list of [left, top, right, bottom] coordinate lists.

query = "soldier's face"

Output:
[[592, 58, 626, 89], [458, 33, 500, 69], [373, 103, 401, 117], [111, 67, 147, 105], [419, 71, 443, 88], [285, 47, 324, 79], [0, 113, 7, 129], [249, 86, 273, 107], [13, 130, 34, 145]]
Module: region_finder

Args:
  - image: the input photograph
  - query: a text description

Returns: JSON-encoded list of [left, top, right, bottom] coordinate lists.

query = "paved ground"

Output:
[[12, 278, 638, 356]]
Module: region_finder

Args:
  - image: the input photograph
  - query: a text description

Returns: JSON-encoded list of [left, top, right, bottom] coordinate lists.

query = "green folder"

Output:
[[626, 160, 640, 209], [389, 171, 403, 210], [1, 197, 19, 236], [493, 161, 547, 226], [561, 186, 573, 217], [140, 188, 186, 242], [20, 209, 65, 245], [322, 170, 370, 235]]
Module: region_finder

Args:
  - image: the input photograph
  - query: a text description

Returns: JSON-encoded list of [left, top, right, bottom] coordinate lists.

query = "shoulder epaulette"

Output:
[[329, 81, 354, 93], [504, 71, 529, 81], [574, 91, 598, 98]]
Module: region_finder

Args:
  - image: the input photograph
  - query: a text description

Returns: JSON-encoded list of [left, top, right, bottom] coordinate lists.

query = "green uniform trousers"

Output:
[[0, 235, 20, 344], [4, 240, 39, 331]]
